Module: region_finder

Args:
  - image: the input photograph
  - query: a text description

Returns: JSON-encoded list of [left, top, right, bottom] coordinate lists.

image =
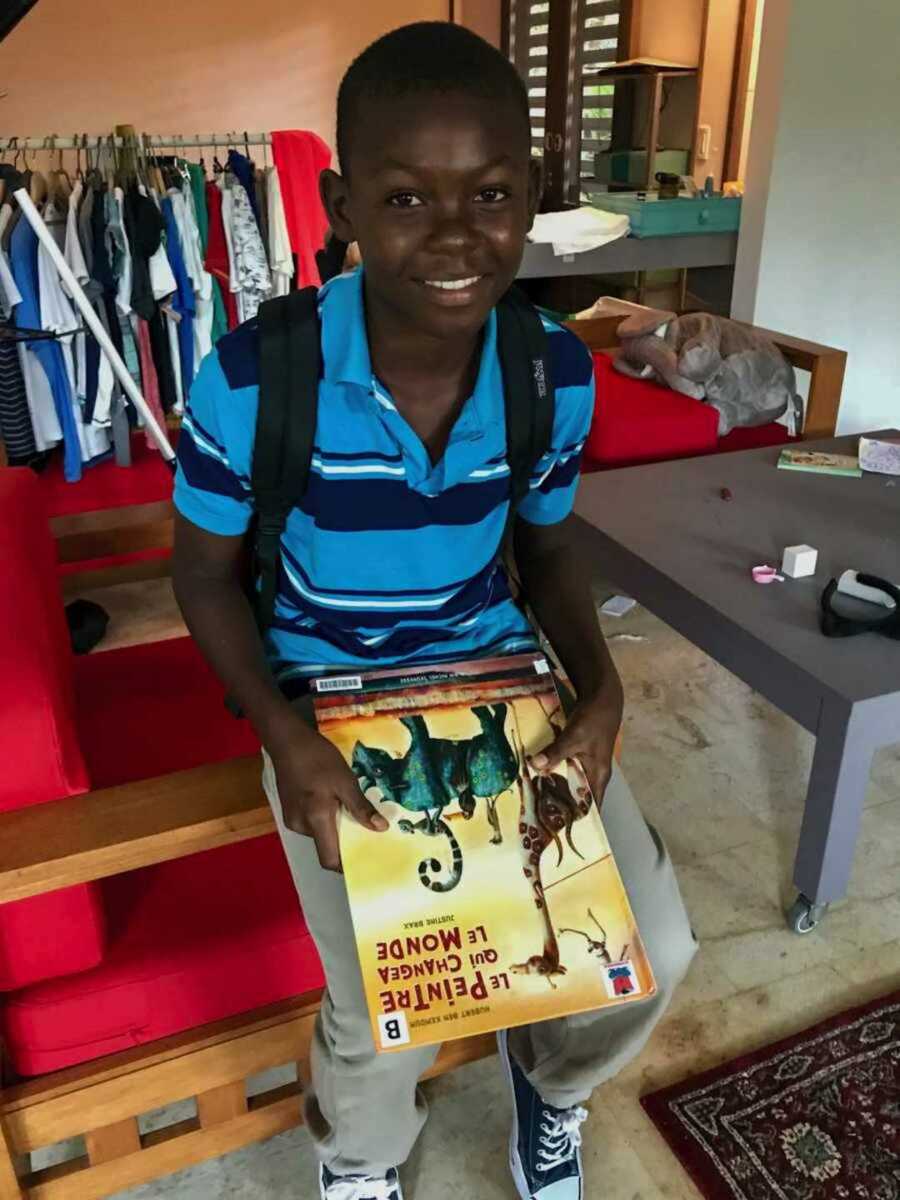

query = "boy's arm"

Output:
[[513, 514, 623, 804], [172, 515, 387, 869]]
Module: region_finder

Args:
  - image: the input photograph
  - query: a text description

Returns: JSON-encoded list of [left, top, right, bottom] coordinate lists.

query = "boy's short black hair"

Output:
[[337, 22, 531, 174]]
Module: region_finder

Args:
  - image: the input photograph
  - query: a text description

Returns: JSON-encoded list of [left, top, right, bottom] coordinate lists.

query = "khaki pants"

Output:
[[261, 751, 697, 1177]]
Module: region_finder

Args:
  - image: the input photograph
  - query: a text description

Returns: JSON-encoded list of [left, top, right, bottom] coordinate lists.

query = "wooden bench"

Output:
[[0, 317, 846, 1199]]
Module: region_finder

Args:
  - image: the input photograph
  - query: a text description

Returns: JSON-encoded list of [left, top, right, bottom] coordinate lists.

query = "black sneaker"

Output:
[[498, 1029, 588, 1199], [318, 1163, 403, 1200]]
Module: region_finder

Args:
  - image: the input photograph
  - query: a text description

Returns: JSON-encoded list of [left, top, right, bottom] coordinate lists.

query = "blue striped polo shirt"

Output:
[[173, 269, 595, 682]]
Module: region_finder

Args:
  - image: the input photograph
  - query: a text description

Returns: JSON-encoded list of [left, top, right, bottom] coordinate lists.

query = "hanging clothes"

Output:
[[266, 165, 293, 298], [80, 181, 119, 427], [187, 164, 209, 255], [0, 255, 38, 465], [271, 130, 332, 288], [2, 218, 63, 453], [255, 168, 269, 255], [148, 307, 179, 413], [126, 184, 178, 415], [187, 162, 227, 344], [104, 188, 142, 424], [171, 178, 214, 366], [160, 195, 195, 405], [64, 181, 91, 406], [38, 204, 110, 465], [224, 174, 271, 323], [226, 149, 261, 228], [134, 317, 165, 446], [9, 218, 82, 481], [204, 180, 238, 331]]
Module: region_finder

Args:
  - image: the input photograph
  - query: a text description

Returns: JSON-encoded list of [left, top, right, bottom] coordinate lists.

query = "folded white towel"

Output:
[[529, 206, 630, 256]]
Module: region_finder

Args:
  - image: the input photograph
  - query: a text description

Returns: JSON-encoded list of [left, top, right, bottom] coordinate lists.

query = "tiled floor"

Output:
[[49, 578, 900, 1198]]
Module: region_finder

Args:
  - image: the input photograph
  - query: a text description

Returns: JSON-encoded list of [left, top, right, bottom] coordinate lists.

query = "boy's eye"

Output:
[[476, 187, 511, 203], [387, 192, 424, 208]]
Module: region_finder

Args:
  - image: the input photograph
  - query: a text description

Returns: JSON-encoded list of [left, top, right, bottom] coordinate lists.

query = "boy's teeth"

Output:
[[424, 277, 481, 290]]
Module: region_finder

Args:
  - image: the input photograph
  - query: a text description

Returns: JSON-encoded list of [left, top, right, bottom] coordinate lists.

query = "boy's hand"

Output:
[[529, 687, 623, 809], [268, 718, 388, 872]]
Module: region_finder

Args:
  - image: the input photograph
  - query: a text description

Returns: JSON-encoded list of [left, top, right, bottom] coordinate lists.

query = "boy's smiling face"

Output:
[[321, 90, 540, 343]]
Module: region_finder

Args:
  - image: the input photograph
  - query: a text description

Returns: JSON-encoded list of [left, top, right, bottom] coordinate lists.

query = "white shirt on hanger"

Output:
[[64, 181, 91, 406], [144, 185, 178, 299], [36, 204, 109, 462], [266, 165, 292, 298]]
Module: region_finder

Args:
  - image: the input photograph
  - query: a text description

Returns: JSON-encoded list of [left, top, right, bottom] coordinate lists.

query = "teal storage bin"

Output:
[[591, 192, 742, 238]]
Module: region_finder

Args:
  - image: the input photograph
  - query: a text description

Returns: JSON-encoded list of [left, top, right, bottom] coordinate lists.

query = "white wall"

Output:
[[732, 0, 900, 433]]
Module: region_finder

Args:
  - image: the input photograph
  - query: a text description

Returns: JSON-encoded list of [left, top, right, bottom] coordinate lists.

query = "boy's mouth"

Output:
[[422, 276, 483, 291], [416, 275, 488, 306]]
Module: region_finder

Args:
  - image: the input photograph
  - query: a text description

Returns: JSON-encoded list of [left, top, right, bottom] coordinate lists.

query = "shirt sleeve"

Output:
[[517, 329, 595, 527], [173, 350, 255, 536]]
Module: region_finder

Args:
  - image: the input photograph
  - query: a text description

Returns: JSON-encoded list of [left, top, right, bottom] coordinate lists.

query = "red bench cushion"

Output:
[[1, 835, 324, 1076], [0, 635, 258, 994], [73, 635, 260, 789], [582, 353, 797, 468], [584, 352, 719, 468], [0, 887, 106, 993], [0, 471, 89, 814]]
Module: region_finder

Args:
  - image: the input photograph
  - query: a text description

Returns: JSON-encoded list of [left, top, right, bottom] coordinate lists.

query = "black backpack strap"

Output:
[[496, 288, 555, 524], [252, 286, 321, 635]]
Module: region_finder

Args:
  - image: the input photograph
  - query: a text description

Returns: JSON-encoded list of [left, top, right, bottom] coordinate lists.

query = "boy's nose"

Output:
[[426, 211, 480, 255]]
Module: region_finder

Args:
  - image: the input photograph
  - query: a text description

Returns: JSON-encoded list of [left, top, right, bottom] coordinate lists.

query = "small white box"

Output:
[[781, 544, 818, 579]]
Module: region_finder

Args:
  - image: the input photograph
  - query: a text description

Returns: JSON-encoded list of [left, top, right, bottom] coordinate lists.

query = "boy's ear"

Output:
[[319, 168, 356, 244], [526, 157, 542, 231]]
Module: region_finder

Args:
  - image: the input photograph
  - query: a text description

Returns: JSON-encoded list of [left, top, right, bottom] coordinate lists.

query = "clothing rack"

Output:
[[0, 129, 291, 469], [0, 163, 176, 465], [2, 134, 272, 152]]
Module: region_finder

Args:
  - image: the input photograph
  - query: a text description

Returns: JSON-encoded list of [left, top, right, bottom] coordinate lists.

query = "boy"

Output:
[[173, 22, 696, 1200]]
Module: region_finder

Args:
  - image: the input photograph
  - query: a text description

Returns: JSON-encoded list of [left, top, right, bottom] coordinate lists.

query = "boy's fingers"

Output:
[[530, 729, 580, 773], [341, 781, 389, 832], [303, 798, 344, 871]]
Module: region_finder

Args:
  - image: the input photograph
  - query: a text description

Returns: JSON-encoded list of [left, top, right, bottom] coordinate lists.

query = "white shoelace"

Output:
[[324, 1174, 396, 1200], [536, 1106, 589, 1173]]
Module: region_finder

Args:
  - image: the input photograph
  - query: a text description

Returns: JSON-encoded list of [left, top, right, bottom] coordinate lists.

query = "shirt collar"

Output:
[[319, 267, 501, 432], [320, 268, 373, 389]]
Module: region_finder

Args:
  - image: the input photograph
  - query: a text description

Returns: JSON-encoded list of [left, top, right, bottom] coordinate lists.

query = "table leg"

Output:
[[789, 698, 873, 933]]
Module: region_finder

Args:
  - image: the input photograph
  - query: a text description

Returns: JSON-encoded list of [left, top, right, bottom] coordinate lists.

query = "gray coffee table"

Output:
[[571, 432, 900, 933]]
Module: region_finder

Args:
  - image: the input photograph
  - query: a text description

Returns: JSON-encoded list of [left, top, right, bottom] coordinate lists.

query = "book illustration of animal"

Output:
[[350, 705, 520, 893], [559, 907, 629, 967], [507, 734, 594, 989]]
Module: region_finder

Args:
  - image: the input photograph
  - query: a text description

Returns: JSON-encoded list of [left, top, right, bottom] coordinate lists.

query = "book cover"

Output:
[[777, 449, 863, 477], [312, 653, 656, 1054]]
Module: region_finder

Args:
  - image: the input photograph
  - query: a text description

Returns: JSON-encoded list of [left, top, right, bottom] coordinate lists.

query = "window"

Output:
[[504, 0, 628, 205]]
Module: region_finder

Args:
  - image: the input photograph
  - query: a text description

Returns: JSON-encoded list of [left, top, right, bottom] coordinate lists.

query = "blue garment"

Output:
[[9, 218, 82, 482], [160, 197, 195, 400], [226, 149, 261, 228], [174, 269, 594, 680]]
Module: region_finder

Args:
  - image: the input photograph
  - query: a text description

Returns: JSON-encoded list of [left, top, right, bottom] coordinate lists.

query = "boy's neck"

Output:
[[364, 284, 483, 407]]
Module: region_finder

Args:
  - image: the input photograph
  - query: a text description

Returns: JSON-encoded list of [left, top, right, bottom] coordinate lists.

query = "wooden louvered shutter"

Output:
[[504, 0, 627, 205], [506, 0, 552, 162]]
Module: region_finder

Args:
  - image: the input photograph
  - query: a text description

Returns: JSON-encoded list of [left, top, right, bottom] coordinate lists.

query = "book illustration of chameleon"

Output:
[[559, 908, 629, 967], [350, 704, 520, 893]]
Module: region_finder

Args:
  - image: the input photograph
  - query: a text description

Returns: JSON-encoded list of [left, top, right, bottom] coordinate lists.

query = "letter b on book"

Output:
[[378, 1012, 411, 1048]]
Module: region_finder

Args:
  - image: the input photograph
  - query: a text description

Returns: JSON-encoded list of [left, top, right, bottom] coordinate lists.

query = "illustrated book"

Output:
[[312, 652, 656, 1053]]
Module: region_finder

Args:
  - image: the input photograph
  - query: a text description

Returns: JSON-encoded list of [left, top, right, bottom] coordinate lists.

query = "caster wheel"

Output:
[[786, 895, 828, 935]]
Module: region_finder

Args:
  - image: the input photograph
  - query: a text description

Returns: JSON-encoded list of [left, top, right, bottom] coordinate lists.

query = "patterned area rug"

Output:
[[641, 990, 900, 1200]]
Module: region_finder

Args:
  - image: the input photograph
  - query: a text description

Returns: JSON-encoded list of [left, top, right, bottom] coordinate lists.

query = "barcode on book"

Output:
[[315, 675, 363, 693], [534, 658, 551, 675]]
